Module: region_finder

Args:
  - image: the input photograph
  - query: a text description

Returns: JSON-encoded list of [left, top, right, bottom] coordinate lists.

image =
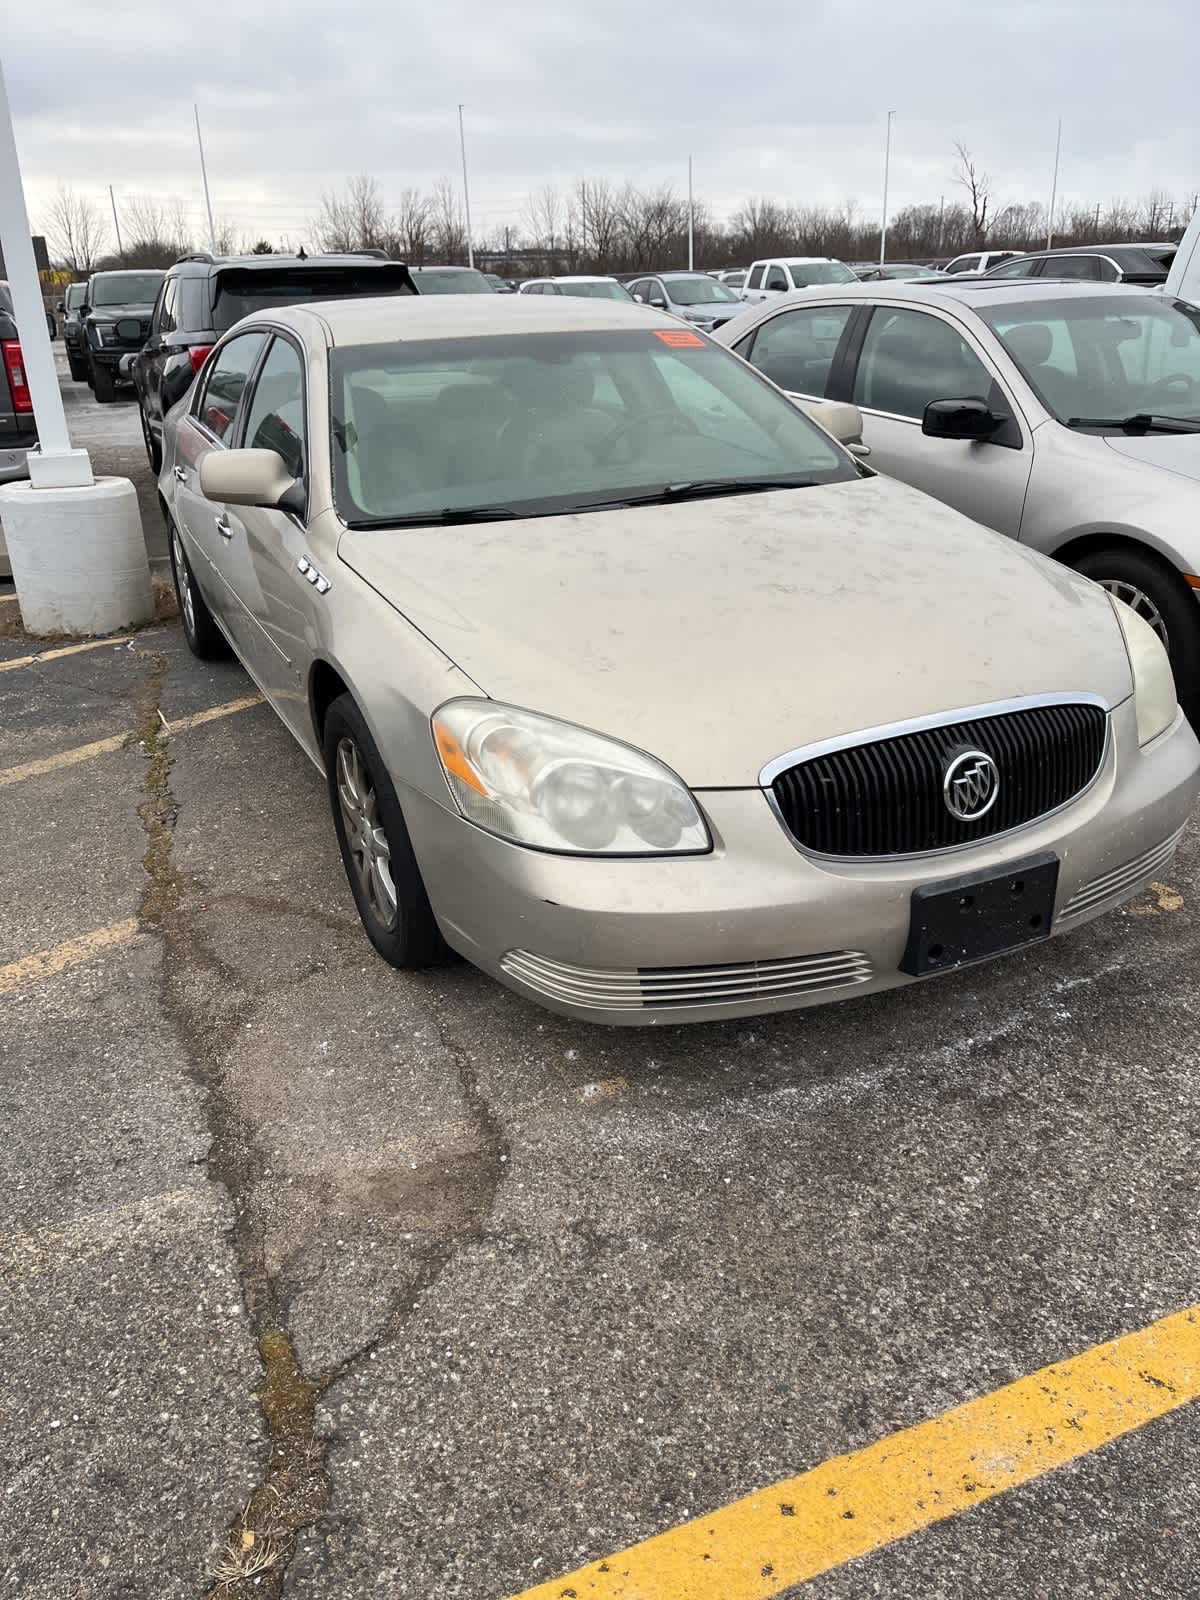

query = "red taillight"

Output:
[[189, 344, 214, 375], [2, 340, 32, 413]]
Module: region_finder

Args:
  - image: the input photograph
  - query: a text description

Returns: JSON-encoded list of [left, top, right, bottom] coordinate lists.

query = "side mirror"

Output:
[[199, 447, 298, 509], [632, 293, 645, 302], [800, 398, 867, 450], [922, 398, 1002, 441], [57, 301, 66, 314]]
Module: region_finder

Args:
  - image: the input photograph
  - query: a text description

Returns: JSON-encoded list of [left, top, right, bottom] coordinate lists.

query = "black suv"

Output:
[[982, 242, 1177, 286], [61, 281, 89, 381], [132, 252, 417, 471], [80, 270, 165, 402]]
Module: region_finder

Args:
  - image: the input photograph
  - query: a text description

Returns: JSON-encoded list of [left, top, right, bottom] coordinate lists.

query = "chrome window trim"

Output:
[[759, 691, 1118, 864]]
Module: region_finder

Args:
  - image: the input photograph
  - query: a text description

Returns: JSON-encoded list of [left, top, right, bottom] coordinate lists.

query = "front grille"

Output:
[[500, 949, 873, 1011], [770, 701, 1107, 858], [1058, 827, 1185, 922]]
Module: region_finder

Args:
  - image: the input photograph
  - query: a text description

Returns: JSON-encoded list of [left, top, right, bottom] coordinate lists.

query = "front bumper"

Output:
[[400, 700, 1200, 1025], [88, 344, 139, 373]]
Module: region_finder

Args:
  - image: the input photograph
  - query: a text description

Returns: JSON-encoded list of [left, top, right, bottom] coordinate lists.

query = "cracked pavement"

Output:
[[2, 370, 1200, 1599]]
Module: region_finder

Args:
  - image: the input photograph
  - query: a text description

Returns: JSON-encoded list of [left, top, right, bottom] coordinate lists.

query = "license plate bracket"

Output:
[[900, 851, 1059, 977]]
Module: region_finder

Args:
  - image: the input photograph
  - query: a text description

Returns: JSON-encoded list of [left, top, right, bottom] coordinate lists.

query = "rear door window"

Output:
[[195, 331, 267, 442], [742, 304, 854, 397]]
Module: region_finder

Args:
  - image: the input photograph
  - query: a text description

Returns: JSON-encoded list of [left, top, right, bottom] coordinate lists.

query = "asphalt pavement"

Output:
[[1, 366, 1199, 1599]]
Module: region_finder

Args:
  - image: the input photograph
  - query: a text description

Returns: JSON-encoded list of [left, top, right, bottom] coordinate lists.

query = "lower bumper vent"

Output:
[[1058, 827, 1185, 922], [500, 948, 873, 1011]]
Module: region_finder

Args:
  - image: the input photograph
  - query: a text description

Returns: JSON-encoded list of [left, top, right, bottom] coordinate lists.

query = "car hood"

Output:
[[1103, 431, 1200, 484], [338, 476, 1131, 787], [678, 302, 743, 324], [87, 302, 154, 321]]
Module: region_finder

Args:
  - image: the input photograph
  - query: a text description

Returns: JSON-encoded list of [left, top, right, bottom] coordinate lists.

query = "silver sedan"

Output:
[[715, 281, 1200, 723], [159, 295, 1198, 1025]]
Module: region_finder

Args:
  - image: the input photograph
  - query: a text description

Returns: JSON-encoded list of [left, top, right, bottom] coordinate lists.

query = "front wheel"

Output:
[[323, 693, 452, 970], [1073, 545, 1200, 727], [90, 357, 116, 403], [168, 515, 231, 661], [67, 350, 89, 383]]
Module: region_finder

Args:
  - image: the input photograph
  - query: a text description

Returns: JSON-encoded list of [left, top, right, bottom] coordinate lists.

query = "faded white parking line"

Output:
[[0, 1188, 210, 1282]]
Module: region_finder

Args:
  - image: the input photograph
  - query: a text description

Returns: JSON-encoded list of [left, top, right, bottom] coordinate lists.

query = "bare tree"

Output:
[[429, 178, 467, 261], [952, 141, 991, 244], [390, 187, 432, 263], [43, 184, 108, 275], [316, 175, 387, 253]]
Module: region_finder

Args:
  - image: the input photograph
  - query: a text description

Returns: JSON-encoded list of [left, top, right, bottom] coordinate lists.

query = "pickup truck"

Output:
[[739, 257, 858, 305], [81, 269, 164, 403]]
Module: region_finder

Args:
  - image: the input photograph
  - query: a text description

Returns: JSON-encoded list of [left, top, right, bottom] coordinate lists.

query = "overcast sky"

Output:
[[9, 0, 1199, 252]]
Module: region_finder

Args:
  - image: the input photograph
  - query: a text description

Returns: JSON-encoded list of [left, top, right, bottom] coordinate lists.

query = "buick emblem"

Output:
[[943, 749, 1000, 822]]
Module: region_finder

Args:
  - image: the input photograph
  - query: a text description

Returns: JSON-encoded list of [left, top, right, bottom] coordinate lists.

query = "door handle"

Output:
[[172, 465, 186, 483], [215, 516, 233, 541]]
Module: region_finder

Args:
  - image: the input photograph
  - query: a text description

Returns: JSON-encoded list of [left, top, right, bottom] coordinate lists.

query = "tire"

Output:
[[323, 693, 452, 970], [67, 349, 89, 383], [1072, 545, 1200, 726], [90, 357, 116, 403], [168, 514, 232, 661], [140, 404, 163, 473]]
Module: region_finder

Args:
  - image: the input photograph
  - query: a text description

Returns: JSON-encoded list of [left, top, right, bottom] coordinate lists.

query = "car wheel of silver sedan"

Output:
[[322, 693, 452, 969], [1074, 545, 1200, 728]]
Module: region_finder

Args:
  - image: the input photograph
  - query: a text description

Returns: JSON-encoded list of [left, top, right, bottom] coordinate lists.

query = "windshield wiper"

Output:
[[343, 506, 520, 529], [1066, 414, 1200, 435], [571, 476, 820, 512]]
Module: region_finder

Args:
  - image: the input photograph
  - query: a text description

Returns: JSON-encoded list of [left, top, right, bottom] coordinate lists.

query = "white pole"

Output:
[[108, 184, 124, 256], [880, 110, 896, 265], [458, 103, 475, 270], [687, 154, 694, 271], [0, 54, 87, 480], [194, 103, 217, 254], [1046, 117, 1062, 251]]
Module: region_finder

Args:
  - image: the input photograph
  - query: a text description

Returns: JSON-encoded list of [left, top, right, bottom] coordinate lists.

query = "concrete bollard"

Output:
[[0, 475, 153, 636]]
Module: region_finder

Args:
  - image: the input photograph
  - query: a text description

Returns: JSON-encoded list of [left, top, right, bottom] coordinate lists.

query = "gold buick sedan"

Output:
[[160, 295, 1199, 1025]]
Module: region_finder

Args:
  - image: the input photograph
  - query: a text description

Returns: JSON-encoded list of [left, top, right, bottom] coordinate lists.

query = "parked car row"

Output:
[[154, 287, 1199, 1027]]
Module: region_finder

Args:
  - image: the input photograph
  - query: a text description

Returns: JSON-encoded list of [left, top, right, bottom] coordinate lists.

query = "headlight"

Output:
[[90, 323, 115, 346], [431, 700, 710, 855], [1110, 595, 1177, 744]]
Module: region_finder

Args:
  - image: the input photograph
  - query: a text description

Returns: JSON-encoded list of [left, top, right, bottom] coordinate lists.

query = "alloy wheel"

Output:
[[336, 737, 399, 931], [1099, 579, 1170, 651], [171, 525, 196, 640]]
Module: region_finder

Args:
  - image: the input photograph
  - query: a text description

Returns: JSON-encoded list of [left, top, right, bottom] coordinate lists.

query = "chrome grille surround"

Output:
[[499, 948, 874, 1011]]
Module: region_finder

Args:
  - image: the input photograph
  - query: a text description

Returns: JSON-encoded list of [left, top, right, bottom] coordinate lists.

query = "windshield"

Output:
[[665, 277, 739, 306], [559, 281, 632, 300], [980, 295, 1200, 425], [92, 273, 163, 306], [211, 266, 415, 332], [412, 269, 494, 295], [331, 328, 858, 526], [792, 263, 858, 287]]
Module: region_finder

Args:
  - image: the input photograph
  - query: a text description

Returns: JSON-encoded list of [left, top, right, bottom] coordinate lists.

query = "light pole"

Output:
[[194, 104, 217, 254], [1046, 117, 1062, 251], [879, 110, 896, 265], [458, 103, 475, 270], [687, 154, 694, 271], [108, 184, 124, 256]]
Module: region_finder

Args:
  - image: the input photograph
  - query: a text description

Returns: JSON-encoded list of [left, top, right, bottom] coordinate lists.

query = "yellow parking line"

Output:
[[508, 1304, 1200, 1600], [0, 694, 264, 788], [0, 918, 140, 998], [0, 593, 18, 605], [0, 635, 133, 672]]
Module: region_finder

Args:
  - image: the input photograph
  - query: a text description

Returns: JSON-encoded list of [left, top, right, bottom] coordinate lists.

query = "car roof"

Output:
[[544, 275, 619, 283], [655, 270, 714, 280], [174, 253, 402, 274], [410, 264, 481, 273], [759, 256, 837, 265], [729, 279, 1165, 312], [269, 294, 681, 345]]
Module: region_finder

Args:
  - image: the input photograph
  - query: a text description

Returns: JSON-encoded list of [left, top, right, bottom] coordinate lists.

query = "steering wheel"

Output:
[[1142, 373, 1200, 408], [595, 409, 699, 465]]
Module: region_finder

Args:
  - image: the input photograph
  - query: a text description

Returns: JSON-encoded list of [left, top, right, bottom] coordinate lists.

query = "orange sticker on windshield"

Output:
[[654, 329, 705, 348]]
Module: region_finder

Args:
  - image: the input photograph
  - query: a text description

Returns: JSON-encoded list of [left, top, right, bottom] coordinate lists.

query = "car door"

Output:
[[762, 264, 789, 300], [1039, 255, 1103, 283], [645, 278, 669, 312], [732, 303, 857, 402], [741, 263, 767, 305], [172, 330, 268, 625], [848, 304, 1033, 536], [213, 332, 315, 740], [138, 277, 179, 428]]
